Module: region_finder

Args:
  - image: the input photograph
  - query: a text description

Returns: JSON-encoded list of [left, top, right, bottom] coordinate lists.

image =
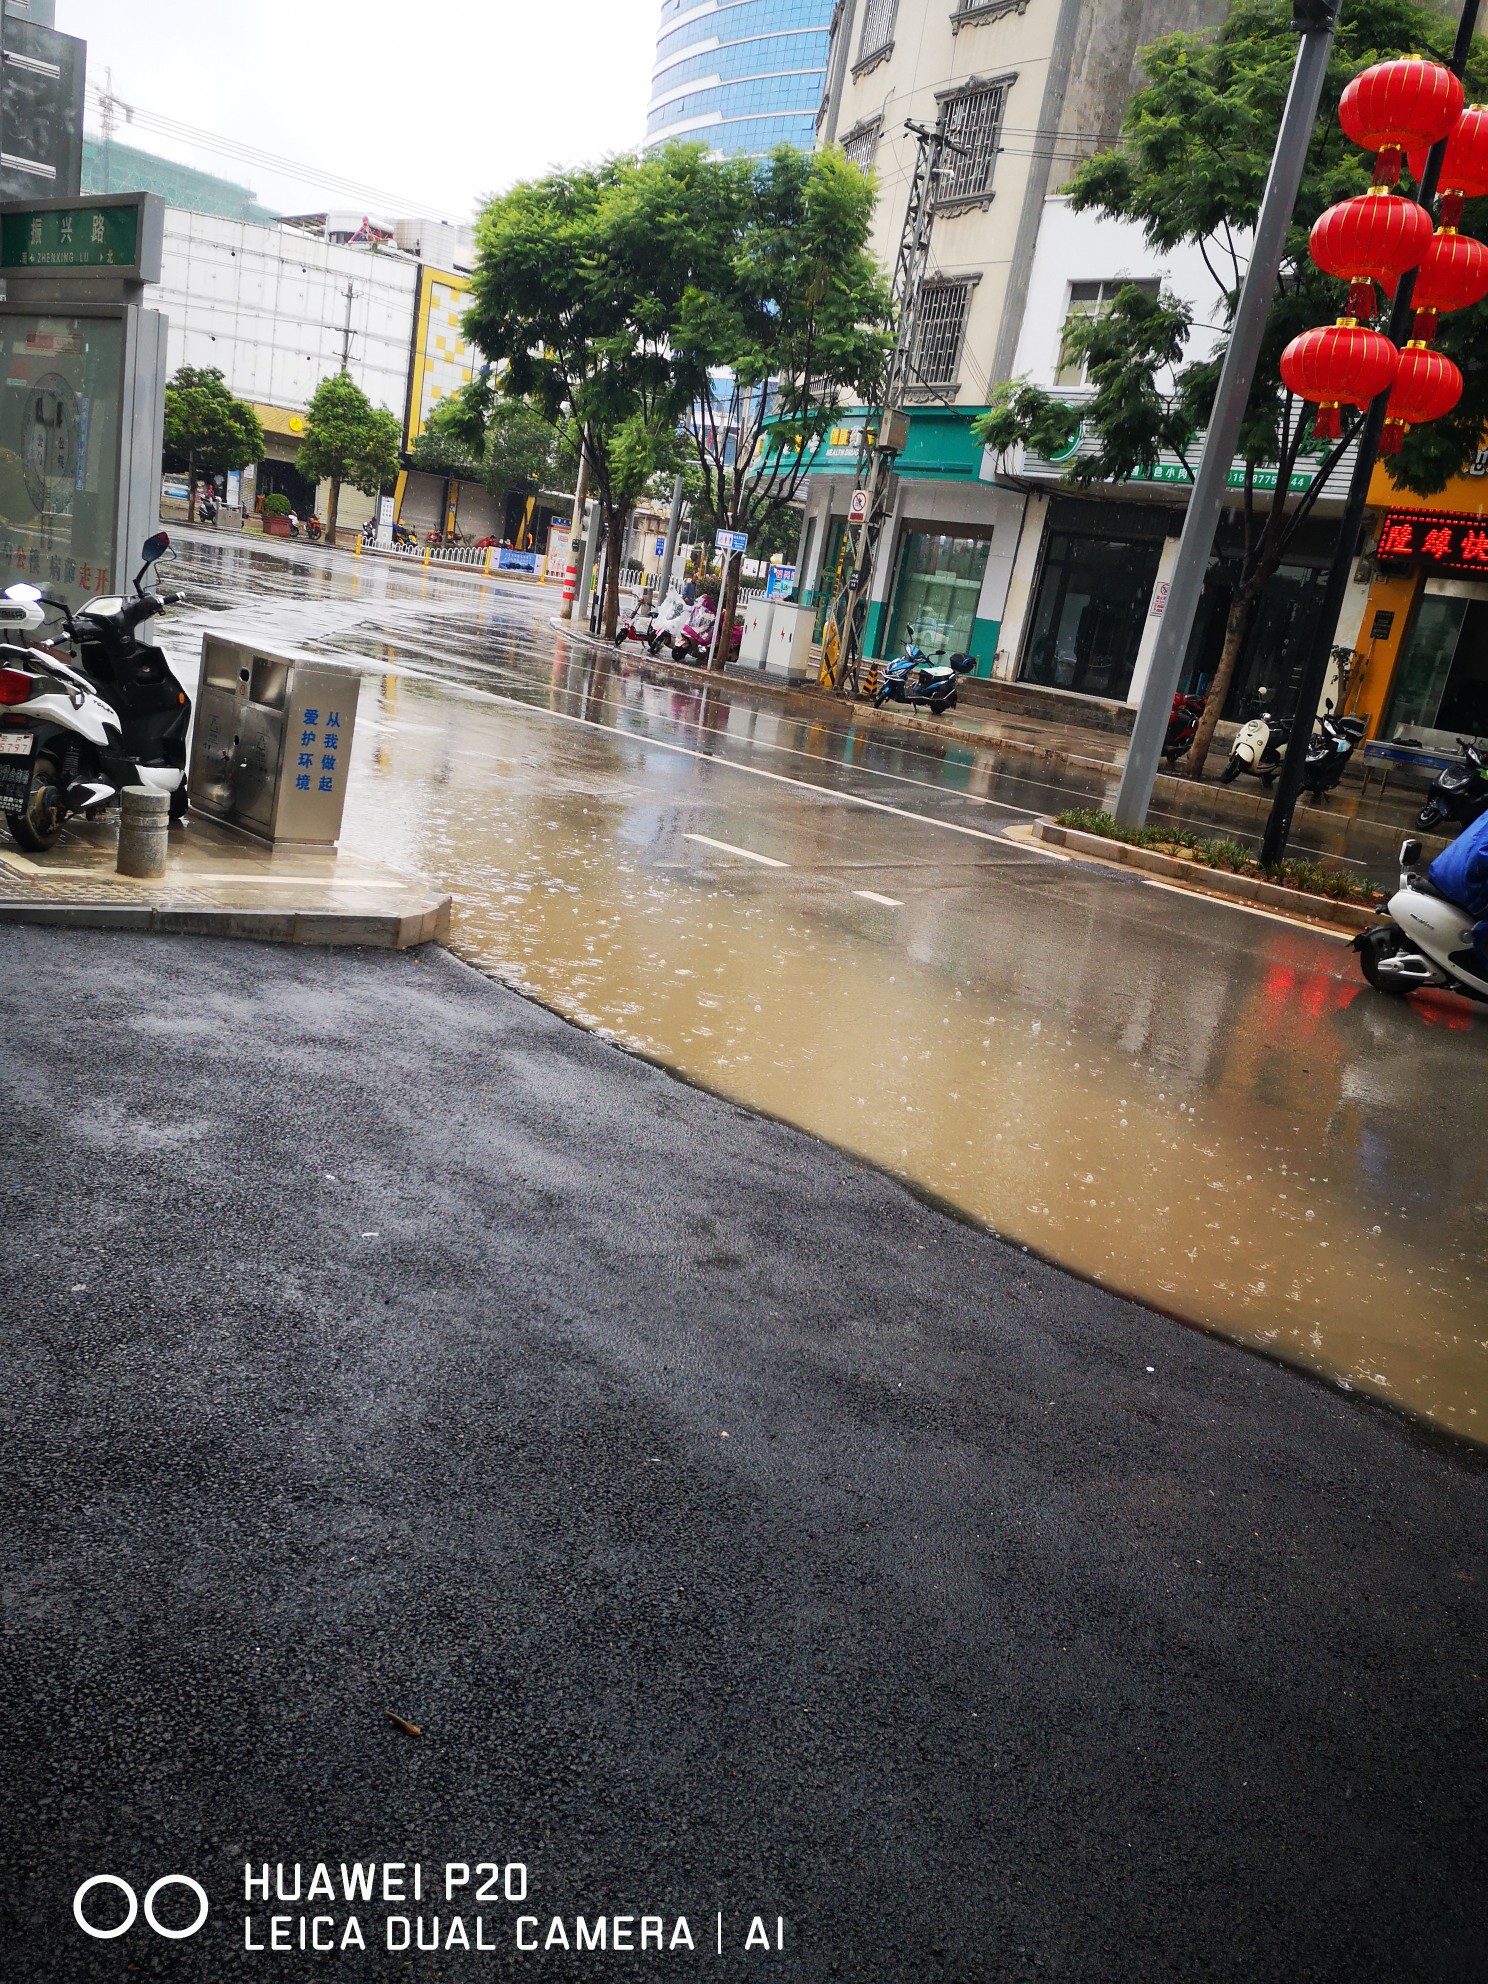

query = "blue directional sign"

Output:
[[715, 528, 749, 554]]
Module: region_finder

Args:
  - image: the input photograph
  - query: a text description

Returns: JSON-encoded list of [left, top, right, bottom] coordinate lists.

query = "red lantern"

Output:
[[1380, 342, 1463, 452], [1309, 190, 1433, 318], [1340, 57, 1463, 184], [1280, 321, 1400, 439], [1405, 227, 1488, 338], [1407, 103, 1488, 222]]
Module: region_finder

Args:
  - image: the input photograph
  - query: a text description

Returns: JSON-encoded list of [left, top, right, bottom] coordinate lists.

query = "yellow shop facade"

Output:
[[1350, 454, 1488, 745]]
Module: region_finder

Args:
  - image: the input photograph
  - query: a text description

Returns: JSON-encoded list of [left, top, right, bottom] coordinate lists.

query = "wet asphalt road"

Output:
[[2, 928, 1486, 1984], [150, 535, 1488, 1442]]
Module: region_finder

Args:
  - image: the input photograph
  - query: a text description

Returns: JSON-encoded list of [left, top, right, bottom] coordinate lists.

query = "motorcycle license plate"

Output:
[[0, 731, 31, 756], [0, 737, 32, 814]]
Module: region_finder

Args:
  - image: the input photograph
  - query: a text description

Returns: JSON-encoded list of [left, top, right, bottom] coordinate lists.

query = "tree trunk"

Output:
[[712, 550, 742, 671], [186, 451, 197, 525], [601, 506, 625, 640], [1180, 588, 1259, 779], [326, 476, 341, 549]]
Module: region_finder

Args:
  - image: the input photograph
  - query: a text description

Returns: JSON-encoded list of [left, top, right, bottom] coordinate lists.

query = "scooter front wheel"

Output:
[[6, 754, 63, 852], [1417, 801, 1447, 830], [1218, 758, 1243, 784]]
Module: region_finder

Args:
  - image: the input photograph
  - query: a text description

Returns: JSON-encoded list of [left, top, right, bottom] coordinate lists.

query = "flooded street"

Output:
[[160, 534, 1487, 1440]]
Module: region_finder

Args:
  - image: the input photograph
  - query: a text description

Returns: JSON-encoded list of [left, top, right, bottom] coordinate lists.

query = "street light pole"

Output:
[[1260, 0, 1484, 868], [1113, 0, 1339, 829]]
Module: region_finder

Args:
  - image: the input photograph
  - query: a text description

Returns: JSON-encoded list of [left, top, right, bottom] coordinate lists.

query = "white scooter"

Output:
[[1353, 836, 1488, 1002], [1218, 658, 1347, 787]]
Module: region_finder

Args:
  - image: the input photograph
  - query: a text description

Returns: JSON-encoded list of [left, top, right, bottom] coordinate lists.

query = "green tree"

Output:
[[973, 0, 1488, 774], [640, 143, 891, 663], [162, 366, 263, 524], [466, 153, 707, 635], [409, 375, 491, 480], [296, 371, 402, 548]]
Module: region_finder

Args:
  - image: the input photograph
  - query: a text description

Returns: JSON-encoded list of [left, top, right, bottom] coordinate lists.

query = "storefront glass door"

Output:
[[1020, 530, 1162, 700], [1386, 591, 1488, 741], [886, 530, 990, 661]]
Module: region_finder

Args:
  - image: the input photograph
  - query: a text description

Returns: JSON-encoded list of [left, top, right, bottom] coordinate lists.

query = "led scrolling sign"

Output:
[[1373, 508, 1488, 576]]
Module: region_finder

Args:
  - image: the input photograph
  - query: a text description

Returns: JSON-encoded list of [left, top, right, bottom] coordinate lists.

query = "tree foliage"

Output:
[[162, 366, 263, 521], [464, 143, 889, 643], [973, 0, 1488, 771], [296, 372, 402, 545]]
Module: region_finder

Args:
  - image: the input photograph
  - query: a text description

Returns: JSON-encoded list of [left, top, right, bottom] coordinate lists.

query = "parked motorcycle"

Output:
[[1298, 706, 1367, 800], [304, 515, 324, 543], [1354, 835, 1488, 1002], [0, 532, 191, 852], [1163, 692, 1206, 763], [1219, 689, 1290, 785], [874, 627, 976, 716], [1417, 737, 1488, 833], [645, 592, 691, 657], [614, 589, 658, 648]]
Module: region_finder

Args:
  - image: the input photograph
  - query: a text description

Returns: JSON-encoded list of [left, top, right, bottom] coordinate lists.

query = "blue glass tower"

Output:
[[646, 0, 834, 159]]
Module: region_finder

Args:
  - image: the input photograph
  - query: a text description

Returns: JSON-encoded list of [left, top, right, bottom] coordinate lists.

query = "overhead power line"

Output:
[[85, 83, 470, 228]]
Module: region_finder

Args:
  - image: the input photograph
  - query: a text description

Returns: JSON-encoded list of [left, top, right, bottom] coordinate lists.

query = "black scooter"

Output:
[[1300, 706, 1367, 800], [1417, 737, 1488, 833]]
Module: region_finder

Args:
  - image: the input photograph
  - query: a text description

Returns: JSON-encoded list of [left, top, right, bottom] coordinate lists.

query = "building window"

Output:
[[858, 0, 898, 62], [1054, 277, 1161, 386], [841, 121, 880, 173], [912, 281, 973, 391], [938, 82, 1007, 203]]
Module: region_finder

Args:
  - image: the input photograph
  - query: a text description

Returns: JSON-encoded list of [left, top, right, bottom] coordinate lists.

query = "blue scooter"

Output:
[[874, 626, 976, 715]]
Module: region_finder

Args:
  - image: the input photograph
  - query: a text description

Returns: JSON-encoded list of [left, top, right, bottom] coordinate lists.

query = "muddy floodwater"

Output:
[[166, 547, 1488, 1442]]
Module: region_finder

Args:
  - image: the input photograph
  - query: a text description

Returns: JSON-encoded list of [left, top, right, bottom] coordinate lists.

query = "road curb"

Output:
[[1028, 819, 1381, 932], [0, 894, 452, 949]]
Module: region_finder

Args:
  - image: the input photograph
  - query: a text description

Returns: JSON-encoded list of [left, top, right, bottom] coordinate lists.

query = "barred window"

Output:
[[842, 123, 880, 173], [940, 83, 1006, 202], [913, 281, 972, 390], [1055, 277, 1161, 386], [858, 0, 898, 61]]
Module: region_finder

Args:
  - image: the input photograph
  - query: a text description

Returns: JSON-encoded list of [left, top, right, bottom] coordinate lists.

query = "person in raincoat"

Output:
[[1427, 804, 1488, 970]]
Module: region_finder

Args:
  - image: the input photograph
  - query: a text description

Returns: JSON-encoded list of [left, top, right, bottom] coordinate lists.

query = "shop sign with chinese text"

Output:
[[1374, 509, 1488, 576]]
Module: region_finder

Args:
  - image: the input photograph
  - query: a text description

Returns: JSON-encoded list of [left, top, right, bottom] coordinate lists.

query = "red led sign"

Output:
[[1374, 507, 1488, 572]]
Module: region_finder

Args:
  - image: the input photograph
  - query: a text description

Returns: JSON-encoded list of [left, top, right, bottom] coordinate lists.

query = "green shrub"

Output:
[[262, 493, 293, 518], [1053, 809, 1381, 906]]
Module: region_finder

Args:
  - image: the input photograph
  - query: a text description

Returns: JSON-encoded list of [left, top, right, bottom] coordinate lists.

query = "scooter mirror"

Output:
[[141, 531, 171, 564], [4, 583, 42, 604], [1400, 837, 1423, 867], [1324, 697, 1334, 712]]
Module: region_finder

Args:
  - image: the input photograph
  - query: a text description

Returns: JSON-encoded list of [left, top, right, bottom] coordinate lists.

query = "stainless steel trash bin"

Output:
[[189, 636, 361, 845]]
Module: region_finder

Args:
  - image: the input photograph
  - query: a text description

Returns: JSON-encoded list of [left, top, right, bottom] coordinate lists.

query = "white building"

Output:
[[790, 0, 1358, 721], [155, 209, 421, 529]]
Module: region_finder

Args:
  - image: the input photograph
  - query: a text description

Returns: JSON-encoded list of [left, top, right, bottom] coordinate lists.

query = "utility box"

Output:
[[766, 602, 817, 684], [189, 636, 360, 845], [739, 597, 775, 668]]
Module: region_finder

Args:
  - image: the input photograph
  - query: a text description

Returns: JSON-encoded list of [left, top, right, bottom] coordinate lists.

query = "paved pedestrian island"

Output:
[[0, 809, 449, 948]]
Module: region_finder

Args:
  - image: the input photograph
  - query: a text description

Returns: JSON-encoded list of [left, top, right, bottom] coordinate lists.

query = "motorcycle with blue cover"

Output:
[[874, 627, 977, 716]]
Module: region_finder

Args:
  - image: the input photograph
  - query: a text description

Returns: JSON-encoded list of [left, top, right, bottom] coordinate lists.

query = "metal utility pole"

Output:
[[1261, 0, 1483, 867], [561, 442, 591, 620], [823, 109, 966, 695], [658, 472, 685, 598], [338, 283, 357, 372], [1113, 0, 1339, 828]]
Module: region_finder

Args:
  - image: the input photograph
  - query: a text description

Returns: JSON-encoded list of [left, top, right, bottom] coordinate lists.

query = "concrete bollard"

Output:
[[116, 785, 170, 878]]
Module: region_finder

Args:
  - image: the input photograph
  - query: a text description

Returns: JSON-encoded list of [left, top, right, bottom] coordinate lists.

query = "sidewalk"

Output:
[[557, 616, 1440, 879], [0, 809, 449, 947]]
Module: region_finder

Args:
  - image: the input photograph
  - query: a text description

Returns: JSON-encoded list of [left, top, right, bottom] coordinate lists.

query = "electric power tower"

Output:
[[823, 108, 967, 695]]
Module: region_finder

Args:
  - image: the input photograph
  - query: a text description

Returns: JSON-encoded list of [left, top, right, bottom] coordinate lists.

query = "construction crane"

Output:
[[822, 108, 968, 696]]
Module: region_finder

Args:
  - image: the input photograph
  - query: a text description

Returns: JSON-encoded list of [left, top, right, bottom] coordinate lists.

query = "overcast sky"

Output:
[[60, 0, 661, 223]]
